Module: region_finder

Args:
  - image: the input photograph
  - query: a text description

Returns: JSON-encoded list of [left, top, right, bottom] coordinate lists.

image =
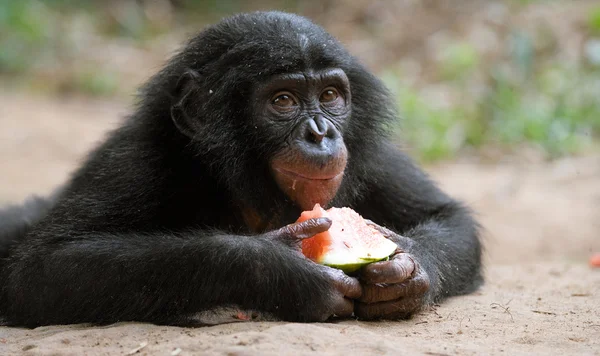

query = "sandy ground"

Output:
[[0, 92, 598, 355]]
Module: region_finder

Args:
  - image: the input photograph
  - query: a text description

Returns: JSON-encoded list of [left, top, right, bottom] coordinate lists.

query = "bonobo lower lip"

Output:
[[275, 167, 343, 181]]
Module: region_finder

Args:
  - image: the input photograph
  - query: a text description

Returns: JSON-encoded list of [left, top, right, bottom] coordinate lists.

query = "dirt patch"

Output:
[[0, 92, 598, 355]]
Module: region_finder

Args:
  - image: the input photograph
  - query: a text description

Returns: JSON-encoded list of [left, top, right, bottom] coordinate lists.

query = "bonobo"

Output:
[[0, 11, 482, 327]]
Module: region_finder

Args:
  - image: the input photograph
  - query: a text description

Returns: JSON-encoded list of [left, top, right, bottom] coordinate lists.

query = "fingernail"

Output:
[[319, 217, 332, 226]]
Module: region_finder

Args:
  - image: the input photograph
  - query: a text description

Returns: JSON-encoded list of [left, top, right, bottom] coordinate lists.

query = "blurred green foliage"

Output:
[[0, 0, 119, 95], [588, 6, 600, 34], [383, 34, 600, 161], [71, 70, 119, 96], [0, 1, 52, 73], [438, 42, 480, 81]]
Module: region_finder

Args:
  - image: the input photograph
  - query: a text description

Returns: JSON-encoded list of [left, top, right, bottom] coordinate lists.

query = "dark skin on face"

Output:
[[264, 69, 349, 211], [257, 68, 431, 319]]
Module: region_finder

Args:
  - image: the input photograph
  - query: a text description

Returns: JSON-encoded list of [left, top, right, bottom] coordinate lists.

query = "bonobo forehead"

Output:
[[192, 11, 351, 79], [258, 68, 350, 93]]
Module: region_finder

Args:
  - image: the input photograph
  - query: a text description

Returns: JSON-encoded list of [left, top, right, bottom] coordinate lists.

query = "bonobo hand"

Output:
[[264, 218, 362, 321], [355, 220, 431, 320]]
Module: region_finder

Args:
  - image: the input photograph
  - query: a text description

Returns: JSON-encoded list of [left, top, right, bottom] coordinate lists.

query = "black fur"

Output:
[[0, 194, 58, 258], [0, 11, 482, 327]]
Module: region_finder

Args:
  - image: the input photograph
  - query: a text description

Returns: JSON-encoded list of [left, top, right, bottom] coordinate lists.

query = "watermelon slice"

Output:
[[297, 204, 398, 273]]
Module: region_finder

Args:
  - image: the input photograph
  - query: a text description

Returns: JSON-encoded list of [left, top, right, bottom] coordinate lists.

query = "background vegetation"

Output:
[[1, 0, 599, 162]]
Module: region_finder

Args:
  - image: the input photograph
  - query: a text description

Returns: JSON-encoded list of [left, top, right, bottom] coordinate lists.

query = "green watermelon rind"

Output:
[[325, 257, 388, 273], [319, 237, 398, 273]]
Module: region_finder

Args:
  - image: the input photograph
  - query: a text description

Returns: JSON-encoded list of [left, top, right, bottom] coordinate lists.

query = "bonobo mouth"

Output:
[[270, 141, 348, 210], [274, 167, 344, 181], [271, 160, 346, 211]]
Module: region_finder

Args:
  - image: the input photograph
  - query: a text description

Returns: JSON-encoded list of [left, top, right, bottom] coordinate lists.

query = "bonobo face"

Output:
[[254, 68, 351, 210]]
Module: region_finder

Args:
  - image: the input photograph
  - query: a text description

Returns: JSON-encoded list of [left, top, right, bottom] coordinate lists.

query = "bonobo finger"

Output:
[[361, 253, 416, 285], [282, 217, 332, 240], [321, 266, 362, 299], [355, 297, 423, 320], [359, 275, 430, 303], [266, 218, 332, 246]]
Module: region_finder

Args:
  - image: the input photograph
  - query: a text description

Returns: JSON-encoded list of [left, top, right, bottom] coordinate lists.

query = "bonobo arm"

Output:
[[353, 143, 483, 318], [0, 220, 360, 327]]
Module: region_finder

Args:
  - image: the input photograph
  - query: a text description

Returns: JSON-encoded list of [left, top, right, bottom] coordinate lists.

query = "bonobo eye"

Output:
[[271, 92, 297, 109], [319, 87, 341, 104]]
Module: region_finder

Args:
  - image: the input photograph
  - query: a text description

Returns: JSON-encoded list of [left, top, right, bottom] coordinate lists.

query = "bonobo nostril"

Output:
[[307, 116, 328, 144]]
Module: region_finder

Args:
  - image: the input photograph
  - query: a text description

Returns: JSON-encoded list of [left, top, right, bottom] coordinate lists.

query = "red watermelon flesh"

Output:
[[297, 204, 398, 273]]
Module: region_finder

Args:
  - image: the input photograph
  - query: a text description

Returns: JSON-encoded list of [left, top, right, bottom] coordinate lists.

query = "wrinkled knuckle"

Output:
[[341, 276, 354, 291], [396, 264, 410, 279], [324, 267, 339, 280], [406, 254, 418, 268], [367, 266, 383, 278], [334, 281, 347, 295], [303, 219, 317, 229], [282, 225, 295, 237], [359, 295, 371, 304], [333, 268, 345, 277], [394, 283, 409, 297], [360, 288, 375, 303], [332, 276, 349, 293]]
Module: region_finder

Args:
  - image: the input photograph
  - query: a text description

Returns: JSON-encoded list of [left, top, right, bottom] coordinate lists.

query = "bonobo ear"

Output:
[[171, 70, 203, 139]]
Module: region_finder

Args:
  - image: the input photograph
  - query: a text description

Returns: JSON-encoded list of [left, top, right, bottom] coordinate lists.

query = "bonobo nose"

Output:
[[305, 116, 333, 144]]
